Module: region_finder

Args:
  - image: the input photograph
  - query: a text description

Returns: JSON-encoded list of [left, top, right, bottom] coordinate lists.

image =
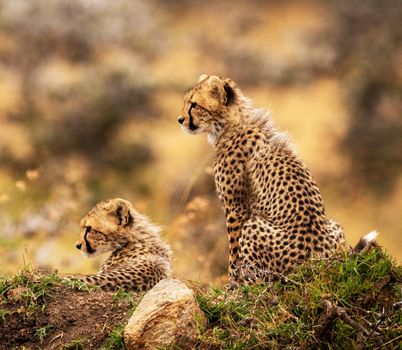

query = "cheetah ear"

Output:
[[206, 76, 227, 105], [116, 201, 133, 227], [198, 74, 209, 82], [206, 76, 236, 107]]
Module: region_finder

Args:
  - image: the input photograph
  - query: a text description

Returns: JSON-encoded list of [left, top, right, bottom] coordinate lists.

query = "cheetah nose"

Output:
[[177, 116, 185, 124], [76, 242, 82, 250]]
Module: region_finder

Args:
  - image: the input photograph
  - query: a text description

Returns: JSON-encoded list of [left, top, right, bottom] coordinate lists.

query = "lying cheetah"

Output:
[[69, 198, 172, 291], [178, 74, 376, 282]]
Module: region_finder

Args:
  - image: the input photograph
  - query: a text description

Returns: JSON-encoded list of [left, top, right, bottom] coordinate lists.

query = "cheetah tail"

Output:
[[353, 231, 379, 253]]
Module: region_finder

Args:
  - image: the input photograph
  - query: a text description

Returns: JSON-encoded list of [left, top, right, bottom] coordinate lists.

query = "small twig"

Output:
[[275, 273, 302, 287], [370, 310, 385, 335], [314, 300, 339, 339], [357, 309, 384, 350], [315, 299, 369, 340], [392, 300, 402, 308], [49, 332, 63, 344], [360, 299, 402, 349], [374, 334, 402, 350], [339, 311, 369, 335]]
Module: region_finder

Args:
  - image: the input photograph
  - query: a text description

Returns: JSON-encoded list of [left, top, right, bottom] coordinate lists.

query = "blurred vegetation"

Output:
[[333, 0, 402, 196], [0, 0, 400, 282]]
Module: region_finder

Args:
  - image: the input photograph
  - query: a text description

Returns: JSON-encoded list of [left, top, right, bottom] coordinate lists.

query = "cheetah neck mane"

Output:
[[112, 217, 171, 260], [126, 215, 165, 246], [210, 95, 295, 155]]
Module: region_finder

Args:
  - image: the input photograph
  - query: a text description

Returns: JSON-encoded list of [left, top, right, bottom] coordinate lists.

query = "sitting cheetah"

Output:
[[178, 74, 376, 283], [68, 198, 172, 291]]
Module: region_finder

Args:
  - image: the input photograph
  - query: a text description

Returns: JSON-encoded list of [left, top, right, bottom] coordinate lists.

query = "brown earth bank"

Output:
[[1, 248, 401, 350], [0, 274, 138, 350]]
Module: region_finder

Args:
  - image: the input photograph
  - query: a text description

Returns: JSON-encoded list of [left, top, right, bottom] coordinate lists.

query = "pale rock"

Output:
[[124, 278, 206, 350], [7, 287, 28, 302]]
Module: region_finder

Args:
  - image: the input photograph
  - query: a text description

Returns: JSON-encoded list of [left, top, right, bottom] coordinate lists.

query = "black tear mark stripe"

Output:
[[84, 226, 95, 254], [188, 103, 197, 131]]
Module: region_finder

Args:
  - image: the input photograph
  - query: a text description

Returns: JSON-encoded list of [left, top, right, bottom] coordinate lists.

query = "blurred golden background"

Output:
[[0, 0, 401, 284]]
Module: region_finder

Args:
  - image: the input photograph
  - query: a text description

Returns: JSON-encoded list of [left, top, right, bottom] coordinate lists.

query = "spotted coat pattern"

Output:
[[69, 198, 172, 291], [178, 75, 346, 282]]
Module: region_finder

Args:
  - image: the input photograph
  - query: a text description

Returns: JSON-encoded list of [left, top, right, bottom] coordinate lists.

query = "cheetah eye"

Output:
[[190, 102, 210, 113], [85, 226, 92, 234]]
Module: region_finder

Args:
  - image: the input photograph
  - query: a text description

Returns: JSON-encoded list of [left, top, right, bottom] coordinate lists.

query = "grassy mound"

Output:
[[0, 270, 139, 349], [0, 249, 401, 349], [194, 249, 402, 350]]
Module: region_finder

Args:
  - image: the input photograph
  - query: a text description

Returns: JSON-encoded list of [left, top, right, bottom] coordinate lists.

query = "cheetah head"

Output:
[[178, 74, 241, 142], [76, 198, 141, 257]]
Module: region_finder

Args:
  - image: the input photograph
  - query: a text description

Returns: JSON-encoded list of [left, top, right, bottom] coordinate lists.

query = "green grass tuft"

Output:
[[60, 277, 97, 292], [35, 324, 53, 344], [112, 287, 132, 303], [0, 266, 62, 315], [101, 324, 126, 350], [194, 249, 402, 349], [62, 339, 85, 350]]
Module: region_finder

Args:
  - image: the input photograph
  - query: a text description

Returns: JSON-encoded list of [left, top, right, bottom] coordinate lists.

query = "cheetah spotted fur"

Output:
[[69, 198, 172, 291], [178, 74, 375, 283]]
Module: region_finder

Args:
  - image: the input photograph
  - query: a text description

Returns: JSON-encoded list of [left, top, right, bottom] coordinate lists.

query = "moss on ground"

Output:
[[193, 249, 402, 350]]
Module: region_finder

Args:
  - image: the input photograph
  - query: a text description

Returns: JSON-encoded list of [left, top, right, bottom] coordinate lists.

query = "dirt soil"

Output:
[[0, 285, 137, 349]]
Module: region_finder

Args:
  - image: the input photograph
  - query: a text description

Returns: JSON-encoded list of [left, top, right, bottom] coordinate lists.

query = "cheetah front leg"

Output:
[[64, 271, 157, 292], [63, 273, 116, 290], [63, 258, 171, 292], [215, 152, 249, 283]]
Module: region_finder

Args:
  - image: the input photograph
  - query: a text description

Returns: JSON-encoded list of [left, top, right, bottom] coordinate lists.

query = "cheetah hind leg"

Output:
[[238, 217, 281, 285]]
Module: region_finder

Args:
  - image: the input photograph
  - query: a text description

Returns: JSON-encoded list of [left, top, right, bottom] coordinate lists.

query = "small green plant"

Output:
[[101, 324, 126, 350], [112, 287, 132, 303], [61, 277, 95, 291], [0, 267, 62, 316], [35, 324, 53, 344], [0, 276, 7, 296], [62, 339, 85, 350], [0, 309, 13, 321]]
